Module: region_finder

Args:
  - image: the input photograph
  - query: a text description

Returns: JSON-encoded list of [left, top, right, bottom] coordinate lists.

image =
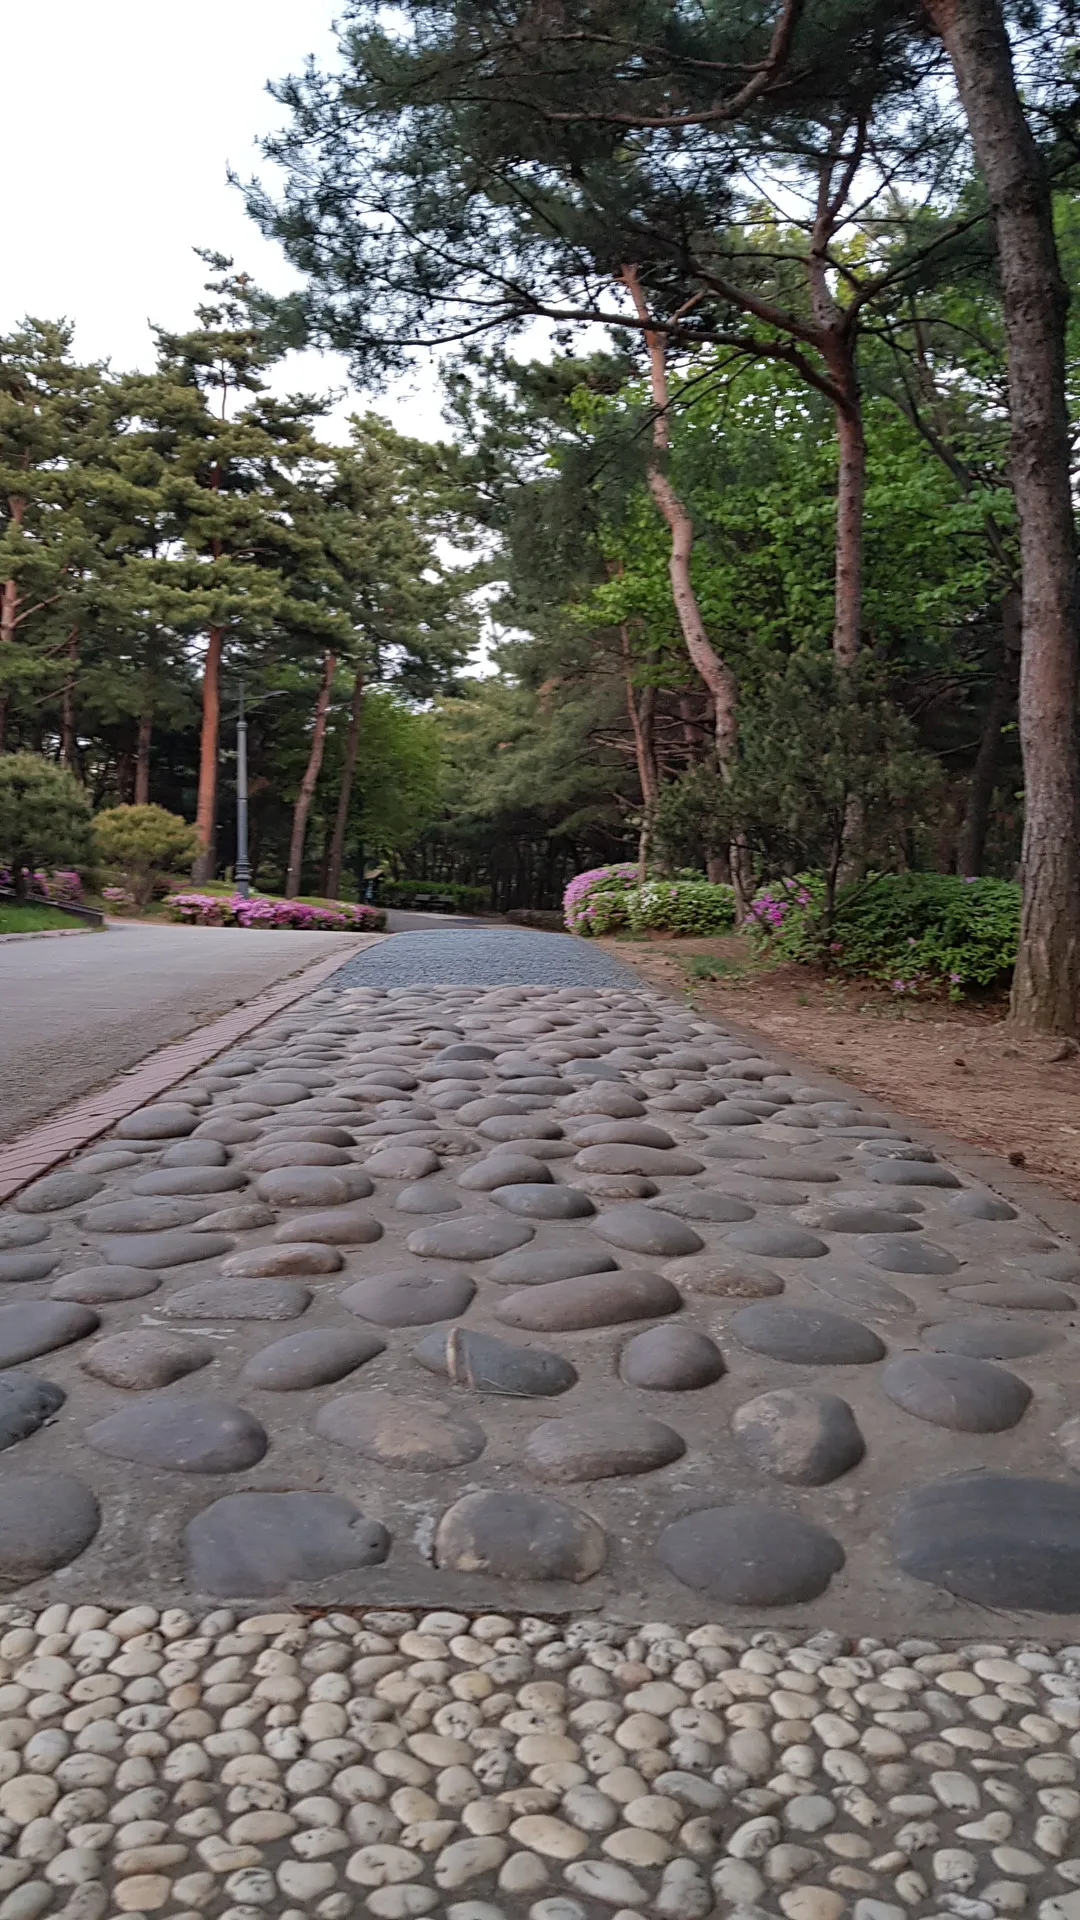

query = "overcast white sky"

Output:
[[3, 1, 442, 439]]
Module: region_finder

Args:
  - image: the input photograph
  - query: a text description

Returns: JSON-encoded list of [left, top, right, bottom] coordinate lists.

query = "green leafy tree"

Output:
[[0, 753, 92, 895], [91, 804, 199, 906]]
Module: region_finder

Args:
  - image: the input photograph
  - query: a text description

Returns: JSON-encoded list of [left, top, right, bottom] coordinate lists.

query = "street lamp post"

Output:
[[235, 680, 251, 898]]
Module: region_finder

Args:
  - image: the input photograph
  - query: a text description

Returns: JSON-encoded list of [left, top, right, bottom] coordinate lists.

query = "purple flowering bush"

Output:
[[165, 893, 386, 932], [563, 864, 638, 936], [746, 875, 826, 962], [1, 868, 84, 904]]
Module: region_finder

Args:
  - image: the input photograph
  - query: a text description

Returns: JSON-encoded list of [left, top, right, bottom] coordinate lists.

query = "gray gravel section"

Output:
[[331, 927, 641, 988]]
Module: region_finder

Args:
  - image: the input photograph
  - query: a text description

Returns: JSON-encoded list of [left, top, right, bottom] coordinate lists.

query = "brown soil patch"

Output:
[[598, 933, 1080, 1203]]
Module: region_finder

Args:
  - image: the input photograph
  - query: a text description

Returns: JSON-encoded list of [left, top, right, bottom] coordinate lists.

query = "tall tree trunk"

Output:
[[620, 623, 657, 882], [0, 498, 26, 754], [192, 627, 223, 883], [134, 701, 153, 806], [622, 267, 741, 779], [285, 652, 337, 898], [829, 360, 866, 669], [958, 589, 1021, 876], [60, 626, 79, 771], [926, 0, 1080, 1033], [325, 662, 365, 900]]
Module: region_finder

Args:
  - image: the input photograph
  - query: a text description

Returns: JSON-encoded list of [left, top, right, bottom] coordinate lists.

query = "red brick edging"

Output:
[[0, 939, 380, 1203]]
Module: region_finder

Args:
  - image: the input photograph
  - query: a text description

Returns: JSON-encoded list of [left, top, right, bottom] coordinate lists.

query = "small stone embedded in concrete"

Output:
[[649, 1189, 755, 1223], [496, 1267, 680, 1333], [0, 1301, 99, 1366], [185, 1491, 390, 1595], [663, 1252, 784, 1298], [395, 1181, 463, 1213], [414, 1326, 577, 1397], [0, 1372, 65, 1452], [867, 1161, 962, 1189], [0, 1216, 49, 1249], [13, 1171, 105, 1214], [343, 1264, 476, 1327], [591, 1205, 704, 1258], [161, 1278, 312, 1321], [948, 1191, 1018, 1221], [923, 1319, 1055, 1359], [365, 1145, 441, 1180], [949, 1278, 1076, 1311], [407, 1217, 535, 1261], [87, 1395, 268, 1472], [658, 1502, 844, 1604], [490, 1183, 595, 1220], [619, 1324, 726, 1391], [573, 1145, 705, 1177], [92, 1230, 232, 1269], [731, 1302, 886, 1366], [477, 1116, 564, 1142], [732, 1389, 865, 1484], [315, 1390, 487, 1469], [866, 1238, 961, 1276], [116, 1103, 199, 1139], [459, 1155, 554, 1191], [892, 1472, 1080, 1610], [0, 1473, 100, 1589], [804, 1208, 922, 1235], [132, 1166, 248, 1196], [80, 1330, 214, 1391], [524, 1411, 685, 1482], [82, 1196, 220, 1233], [245, 1141, 353, 1170], [272, 1204, 384, 1245], [256, 1166, 357, 1209], [881, 1353, 1032, 1431], [569, 1121, 676, 1149], [806, 1268, 913, 1317], [0, 1250, 58, 1283], [486, 1247, 618, 1287], [435, 1490, 606, 1583], [724, 1224, 828, 1259], [160, 1137, 229, 1165], [241, 1327, 385, 1390], [48, 1264, 161, 1303], [221, 1242, 345, 1278]]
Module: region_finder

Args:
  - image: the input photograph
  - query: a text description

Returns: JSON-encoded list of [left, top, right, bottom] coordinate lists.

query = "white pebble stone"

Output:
[[433, 1836, 508, 1887], [277, 1861, 338, 1901], [564, 1858, 648, 1906], [509, 1817, 586, 1860], [499, 1851, 548, 1894], [345, 1844, 424, 1886], [933, 1847, 977, 1888], [366, 1889, 438, 1919]]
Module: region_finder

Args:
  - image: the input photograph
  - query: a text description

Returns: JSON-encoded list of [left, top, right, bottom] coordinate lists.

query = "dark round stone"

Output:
[[0, 1474, 100, 1591], [664, 1254, 783, 1299], [949, 1279, 1076, 1311], [881, 1353, 1032, 1432], [222, 1243, 344, 1278], [406, 1217, 535, 1261], [272, 1207, 383, 1247], [487, 1247, 619, 1288], [49, 1265, 161, 1305], [732, 1161, 839, 1184], [88, 1396, 268, 1473], [394, 1181, 462, 1214], [948, 1191, 1018, 1222], [724, 1225, 828, 1260], [808, 1208, 922, 1235], [0, 1250, 59, 1284], [116, 1104, 199, 1139], [459, 1155, 554, 1191], [808, 1269, 914, 1317], [256, 1167, 355, 1210], [245, 1142, 353, 1170], [315, 1390, 486, 1469], [658, 1503, 844, 1605], [0, 1373, 66, 1452], [477, 1117, 564, 1142], [732, 1303, 886, 1366], [574, 1146, 705, 1178], [132, 1167, 248, 1197], [0, 1301, 99, 1366], [496, 1268, 680, 1333], [867, 1239, 961, 1276], [342, 1264, 476, 1327], [185, 1491, 390, 1596], [576, 1173, 658, 1200], [592, 1205, 704, 1259], [83, 1198, 221, 1234], [620, 1325, 726, 1391], [0, 1218, 49, 1250], [568, 1122, 676, 1149], [414, 1326, 576, 1397], [161, 1279, 312, 1321], [560, 1088, 645, 1120], [490, 1183, 595, 1220], [923, 1320, 1055, 1360], [697, 1106, 762, 1128], [14, 1171, 105, 1215], [868, 1162, 962, 1189], [435, 1490, 606, 1583], [650, 1191, 755, 1224], [525, 1411, 685, 1483], [159, 1140, 229, 1168], [93, 1231, 232, 1270], [241, 1329, 385, 1390], [81, 1331, 215, 1391], [365, 1145, 441, 1181], [892, 1473, 1080, 1610], [732, 1390, 865, 1485]]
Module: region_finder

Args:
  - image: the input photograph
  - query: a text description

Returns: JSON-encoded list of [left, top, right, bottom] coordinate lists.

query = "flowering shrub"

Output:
[[628, 880, 737, 936], [563, 864, 638, 935], [102, 885, 137, 912], [745, 875, 827, 963], [165, 893, 387, 932], [1, 868, 84, 904]]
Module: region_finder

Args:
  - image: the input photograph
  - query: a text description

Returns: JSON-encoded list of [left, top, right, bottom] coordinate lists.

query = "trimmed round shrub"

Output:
[[0, 755, 92, 897], [628, 880, 737, 936], [92, 805, 200, 907], [563, 864, 639, 935]]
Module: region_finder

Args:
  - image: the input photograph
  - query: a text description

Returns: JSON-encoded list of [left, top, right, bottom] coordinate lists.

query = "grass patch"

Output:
[[685, 953, 750, 984], [0, 903, 90, 934]]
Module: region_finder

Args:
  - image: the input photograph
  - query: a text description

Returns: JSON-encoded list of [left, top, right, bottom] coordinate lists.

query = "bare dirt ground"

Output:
[[597, 932, 1080, 1202]]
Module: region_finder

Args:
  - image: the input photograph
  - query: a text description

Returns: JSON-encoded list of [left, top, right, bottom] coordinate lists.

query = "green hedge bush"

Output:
[[749, 871, 1020, 996], [378, 879, 490, 913], [628, 879, 737, 936]]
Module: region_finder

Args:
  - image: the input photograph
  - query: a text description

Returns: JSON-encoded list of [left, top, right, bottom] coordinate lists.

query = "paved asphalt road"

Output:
[[0, 922, 362, 1142]]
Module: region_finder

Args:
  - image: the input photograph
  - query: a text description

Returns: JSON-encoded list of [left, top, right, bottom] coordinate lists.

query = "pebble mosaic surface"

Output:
[[0, 982, 1079, 1635], [1, 1605, 1080, 1920]]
